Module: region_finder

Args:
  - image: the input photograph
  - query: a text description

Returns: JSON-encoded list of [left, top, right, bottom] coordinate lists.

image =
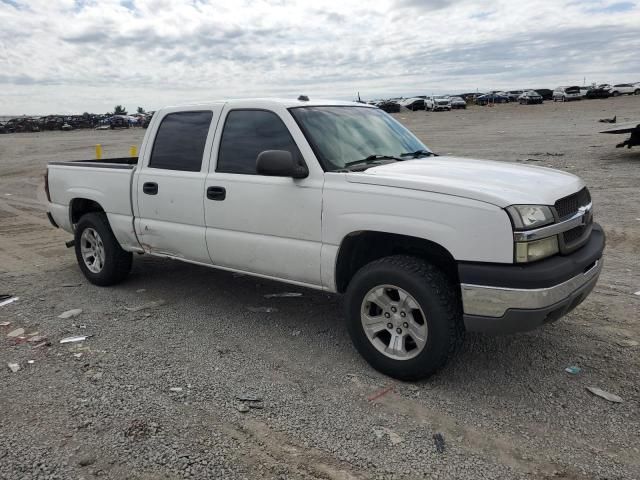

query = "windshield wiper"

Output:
[[343, 154, 405, 168], [334, 155, 406, 172], [400, 149, 435, 158]]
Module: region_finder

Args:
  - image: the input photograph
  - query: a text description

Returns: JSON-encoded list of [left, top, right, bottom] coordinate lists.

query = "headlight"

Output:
[[506, 205, 554, 229], [515, 236, 559, 263]]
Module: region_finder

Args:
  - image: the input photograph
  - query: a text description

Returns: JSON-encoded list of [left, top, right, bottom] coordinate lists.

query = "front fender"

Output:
[[321, 179, 514, 271]]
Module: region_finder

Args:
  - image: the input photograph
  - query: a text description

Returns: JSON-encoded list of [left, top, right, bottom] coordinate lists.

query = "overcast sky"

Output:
[[1, 0, 639, 114]]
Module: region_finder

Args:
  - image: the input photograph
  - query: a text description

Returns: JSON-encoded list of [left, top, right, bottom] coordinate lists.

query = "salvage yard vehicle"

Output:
[[607, 83, 640, 96], [400, 97, 426, 111], [45, 98, 605, 380], [475, 93, 509, 105], [426, 96, 452, 111], [553, 86, 582, 102], [448, 96, 467, 109], [376, 100, 401, 113], [534, 88, 553, 100], [518, 90, 543, 104], [505, 90, 524, 102], [585, 85, 610, 99]]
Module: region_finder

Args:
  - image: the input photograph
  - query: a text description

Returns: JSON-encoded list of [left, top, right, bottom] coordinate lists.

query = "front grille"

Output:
[[554, 187, 591, 219]]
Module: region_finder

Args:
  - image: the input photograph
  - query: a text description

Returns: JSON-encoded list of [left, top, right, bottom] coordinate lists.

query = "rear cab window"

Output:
[[149, 111, 213, 172]]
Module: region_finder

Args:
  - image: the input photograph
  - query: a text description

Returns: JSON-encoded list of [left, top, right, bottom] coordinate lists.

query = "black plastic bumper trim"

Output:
[[46, 212, 59, 229]]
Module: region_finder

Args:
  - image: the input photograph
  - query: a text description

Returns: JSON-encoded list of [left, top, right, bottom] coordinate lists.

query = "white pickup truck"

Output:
[[46, 98, 605, 380]]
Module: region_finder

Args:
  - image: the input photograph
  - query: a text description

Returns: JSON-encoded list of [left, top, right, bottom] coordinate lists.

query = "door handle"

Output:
[[207, 186, 226, 201], [143, 182, 158, 195]]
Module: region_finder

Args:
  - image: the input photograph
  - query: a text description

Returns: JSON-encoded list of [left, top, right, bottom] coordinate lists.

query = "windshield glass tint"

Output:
[[289, 106, 429, 171]]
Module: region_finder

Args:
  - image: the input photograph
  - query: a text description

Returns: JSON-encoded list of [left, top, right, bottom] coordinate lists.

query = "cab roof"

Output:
[[160, 98, 374, 111]]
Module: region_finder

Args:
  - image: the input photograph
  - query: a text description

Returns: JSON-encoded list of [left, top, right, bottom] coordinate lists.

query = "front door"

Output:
[[203, 107, 323, 286], [135, 107, 221, 264]]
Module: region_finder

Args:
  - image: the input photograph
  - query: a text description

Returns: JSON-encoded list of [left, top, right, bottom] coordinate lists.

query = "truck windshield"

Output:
[[289, 106, 431, 171]]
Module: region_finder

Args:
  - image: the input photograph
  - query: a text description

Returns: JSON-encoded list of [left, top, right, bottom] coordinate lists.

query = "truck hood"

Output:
[[345, 157, 584, 208]]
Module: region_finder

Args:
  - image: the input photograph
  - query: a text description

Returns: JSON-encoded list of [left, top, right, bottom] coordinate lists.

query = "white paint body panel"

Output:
[[346, 157, 584, 208], [322, 174, 514, 264], [47, 98, 589, 294], [133, 104, 224, 263], [203, 102, 324, 286], [47, 164, 136, 252]]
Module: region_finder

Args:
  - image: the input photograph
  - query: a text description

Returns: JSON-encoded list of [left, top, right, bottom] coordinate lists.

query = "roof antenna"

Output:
[[298, 95, 309, 101]]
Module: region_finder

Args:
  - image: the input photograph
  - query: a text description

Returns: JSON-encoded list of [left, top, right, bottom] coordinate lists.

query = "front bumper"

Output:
[[459, 224, 605, 334]]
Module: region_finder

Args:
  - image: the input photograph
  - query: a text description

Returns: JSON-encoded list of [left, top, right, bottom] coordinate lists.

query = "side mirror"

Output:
[[256, 150, 308, 179]]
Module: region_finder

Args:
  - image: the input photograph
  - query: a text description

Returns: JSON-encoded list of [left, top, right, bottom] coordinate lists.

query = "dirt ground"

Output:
[[1, 97, 639, 480]]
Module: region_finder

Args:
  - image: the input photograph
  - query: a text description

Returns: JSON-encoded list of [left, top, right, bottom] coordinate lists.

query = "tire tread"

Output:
[[345, 254, 464, 380], [74, 212, 132, 286]]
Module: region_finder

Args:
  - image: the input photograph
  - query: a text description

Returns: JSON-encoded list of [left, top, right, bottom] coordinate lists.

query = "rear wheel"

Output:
[[345, 255, 464, 380], [612, 91, 620, 97], [74, 212, 132, 286], [634, 89, 640, 95]]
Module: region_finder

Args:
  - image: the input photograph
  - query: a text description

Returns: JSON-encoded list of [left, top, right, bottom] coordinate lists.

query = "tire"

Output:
[[612, 91, 619, 97], [344, 255, 464, 380], [74, 212, 133, 286], [634, 89, 640, 95]]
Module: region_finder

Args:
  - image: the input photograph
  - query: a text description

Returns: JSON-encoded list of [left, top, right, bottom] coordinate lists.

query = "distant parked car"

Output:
[[377, 100, 401, 113], [534, 89, 553, 100], [505, 90, 524, 102], [425, 96, 452, 111], [61, 123, 73, 131], [0, 122, 7, 134], [553, 86, 581, 102], [109, 116, 130, 129], [518, 90, 543, 104], [585, 86, 610, 99], [400, 97, 426, 111], [607, 83, 640, 96], [475, 93, 509, 105], [449, 96, 467, 109]]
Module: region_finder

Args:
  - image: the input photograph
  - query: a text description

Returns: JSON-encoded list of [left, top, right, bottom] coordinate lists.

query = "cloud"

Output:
[[587, 1, 636, 12], [393, 0, 458, 9], [0, 0, 639, 114]]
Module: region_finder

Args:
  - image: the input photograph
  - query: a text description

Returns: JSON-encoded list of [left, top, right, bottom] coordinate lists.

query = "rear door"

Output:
[[134, 106, 222, 264], [203, 105, 323, 287]]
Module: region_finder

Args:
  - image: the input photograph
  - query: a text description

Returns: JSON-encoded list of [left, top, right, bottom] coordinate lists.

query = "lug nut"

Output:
[[384, 313, 391, 318], [387, 323, 393, 329], [391, 307, 397, 313], [400, 312, 406, 317], [403, 322, 408, 328], [396, 327, 402, 334]]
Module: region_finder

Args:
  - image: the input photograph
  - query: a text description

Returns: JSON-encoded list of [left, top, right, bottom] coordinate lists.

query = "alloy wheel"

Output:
[[360, 285, 428, 360], [80, 228, 105, 273]]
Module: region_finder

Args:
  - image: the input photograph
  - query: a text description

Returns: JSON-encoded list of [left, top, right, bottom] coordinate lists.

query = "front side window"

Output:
[[290, 106, 429, 171], [217, 110, 302, 174], [149, 111, 213, 172]]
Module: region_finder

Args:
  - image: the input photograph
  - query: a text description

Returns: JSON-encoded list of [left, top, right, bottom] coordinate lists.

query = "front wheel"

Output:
[[345, 255, 464, 380], [74, 212, 133, 286]]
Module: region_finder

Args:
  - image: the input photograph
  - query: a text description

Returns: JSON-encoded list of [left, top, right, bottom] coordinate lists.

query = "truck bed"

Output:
[[47, 157, 139, 251], [48, 157, 138, 168]]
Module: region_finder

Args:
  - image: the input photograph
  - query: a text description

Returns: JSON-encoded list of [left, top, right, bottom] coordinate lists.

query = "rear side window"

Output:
[[217, 110, 302, 174], [149, 111, 213, 172]]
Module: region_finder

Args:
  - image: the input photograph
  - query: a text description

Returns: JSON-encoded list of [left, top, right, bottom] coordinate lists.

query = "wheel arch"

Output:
[[334, 231, 458, 293], [69, 198, 105, 226]]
